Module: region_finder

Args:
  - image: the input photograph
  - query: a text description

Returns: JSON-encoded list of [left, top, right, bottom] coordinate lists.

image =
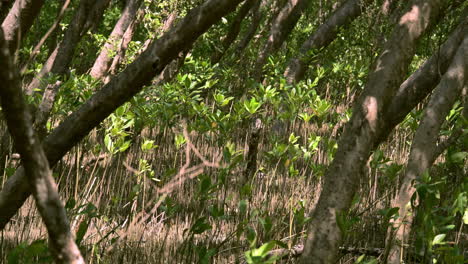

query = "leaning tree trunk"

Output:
[[385, 35, 467, 264], [235, 0, 263, 55], [105, 12, 143, 82], [242, 0, 310, 182], [284, 0, 370, 84], [253, 0, 310, 81], [20, 0, 71, 73], [300, 0, 445, 262], [25, 0, 111, 95], [0, 27, 84, 264], [378, 9, 468, 144], [210, 0, 256, 64], [1, 0, 45, 53], [0, 0, 245, 230], [90, 0, 142, 80]]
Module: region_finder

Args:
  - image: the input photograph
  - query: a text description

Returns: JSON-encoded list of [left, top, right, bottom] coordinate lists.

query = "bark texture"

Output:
[[25, 0, 111, 95], [34, 81, 61, 139], [253, 0, 310, 80], [90, 0, 142, 80], [21, 0, 71, 74], [108, 12, 178, 84], [300, 0, 444, 262], [0, 28, 83, 264], [243, 118, 263, 184], [385, 35, 467, 264], [235, 0, 262, 55], [0, 0, 244, 230], [105, 12, 143, 82], [284, 0, 369, 84], [210, 0, 255, 64], [1, 0, 45, 53], [379, 10, 468, 144]]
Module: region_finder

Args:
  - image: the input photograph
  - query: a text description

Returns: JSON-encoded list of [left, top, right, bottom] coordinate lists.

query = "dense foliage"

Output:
[[0, 0, 466, 263]]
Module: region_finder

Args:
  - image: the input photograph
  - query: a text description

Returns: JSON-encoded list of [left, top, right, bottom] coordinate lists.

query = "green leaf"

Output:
[[26, 239, 48, 256], [76, 220, 90, 245], [141, 139, 158, 151], [245, 240, 280, 264], [244, 98, 262, 114], [251, 241, 276, 257], [214, 93, 234, 106], [175, 134, 186, 149], [104, 134, 114, 153], [239, 199, 248, 215], [246, 227, 256, 246], [355, 254, 365, 263], [299, 112, 313, 122], [118, 140, 131, 152], [190, 217, 212, 235], [199, 176, 212, 194], [449, 152, 467, 163], [432, 234, 446, 245], [288, 133, 299, 144]]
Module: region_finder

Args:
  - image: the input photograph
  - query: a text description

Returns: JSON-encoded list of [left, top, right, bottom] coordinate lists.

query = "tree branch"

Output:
[[0, 26, 84, 264], [0, 0, 245, 230]]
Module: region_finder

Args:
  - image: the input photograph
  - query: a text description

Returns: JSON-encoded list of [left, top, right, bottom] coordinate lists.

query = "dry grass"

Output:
[[0, 96, 464, 263]]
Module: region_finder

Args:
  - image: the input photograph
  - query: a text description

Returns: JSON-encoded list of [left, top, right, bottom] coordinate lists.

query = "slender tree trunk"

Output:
[[235, 0, 262, 55], [242, 0, 310, 182], [47, 0, 67, 56], [255, 0, 288, 44], [284, 0, 369, 84], [21, 0, 71, 73], [300, 1, 445, 262], [1, 0, 45, 53], [104, 19, 138, 82], [25, 0, 111, 95], [106, 12, 178, 84], [0, 0, 245, 230], [0, 27, 84, 264], [379, 10, 468, 144], [90, 0, 142, 80], [253, 0, 310, 81], [34, 81, 62, 139], [210, 0, 255, 64], [385, 36, 467, 264], [243, 118, 263, 184]]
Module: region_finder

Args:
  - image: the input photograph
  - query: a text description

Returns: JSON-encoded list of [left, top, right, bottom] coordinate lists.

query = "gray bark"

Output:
[[90, 0, 142, 80], [0, 27, 84, 264], [20, 0, 71, 74], [1, 0, 45, 53], [300, 0, 445, 262], [0, 0, 245, 230], [25, 0, 111, 95], [253, 0, 310, 81], [385, 36, 467, 264], [235, 0, 262, 55], [378, 9, 468, 144], [210, 0, 255, 64], [107, 12, 178, 83], [34, 81, 61, 139]]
